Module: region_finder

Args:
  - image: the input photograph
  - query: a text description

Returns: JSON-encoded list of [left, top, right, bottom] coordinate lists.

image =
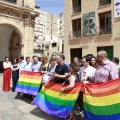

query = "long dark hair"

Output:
[[13, 58, 18, 64], [4, 56, 9, 62]]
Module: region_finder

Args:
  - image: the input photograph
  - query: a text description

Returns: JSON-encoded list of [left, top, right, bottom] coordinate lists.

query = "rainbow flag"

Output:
[[16, 71, 43, 95], [84, 79, 120, 120], [32, 82, 82, 119]]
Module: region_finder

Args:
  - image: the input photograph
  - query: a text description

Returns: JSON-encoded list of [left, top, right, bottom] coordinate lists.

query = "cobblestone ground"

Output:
[[0, 74, 84, 120]]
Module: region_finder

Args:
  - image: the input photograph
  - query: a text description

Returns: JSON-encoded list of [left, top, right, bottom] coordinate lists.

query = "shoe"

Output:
[[80, 111, 84, 118], [12, 90, 15, 92]]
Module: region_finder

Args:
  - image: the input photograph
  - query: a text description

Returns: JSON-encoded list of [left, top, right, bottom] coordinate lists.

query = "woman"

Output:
[[90, 56, 98, 68], [61, 63, 80, 120], [41, 56, 50, 84], [11, 59, 19, 92], [41, 55, 49, 72], [3, 56, 11, 92]]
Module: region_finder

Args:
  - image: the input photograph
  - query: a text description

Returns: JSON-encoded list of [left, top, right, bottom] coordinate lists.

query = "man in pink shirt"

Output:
[[94, 51, 119, 83]]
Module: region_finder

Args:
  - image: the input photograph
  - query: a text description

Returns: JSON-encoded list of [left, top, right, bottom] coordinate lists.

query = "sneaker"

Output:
[[80, 111, 84, 118]]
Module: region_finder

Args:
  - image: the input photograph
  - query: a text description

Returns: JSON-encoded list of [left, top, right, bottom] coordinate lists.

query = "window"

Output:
[[97, 46, 113, 60], [5, 0, 17, 3], [71, 19, 81, 38], [60, 20, 62, 24], [99, 0, 111, 6], [72, 0, 81, 15], [99, 12, 112, 35], [70, 48, 82, 62], [59, 27, 62, 30], [52, 43, 57, 47], [34, 49, 39, 53]]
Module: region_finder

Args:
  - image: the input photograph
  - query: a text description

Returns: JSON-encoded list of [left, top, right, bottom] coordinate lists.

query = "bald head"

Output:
[[97, 51, 108, 64], [98, 51, 108, 58]]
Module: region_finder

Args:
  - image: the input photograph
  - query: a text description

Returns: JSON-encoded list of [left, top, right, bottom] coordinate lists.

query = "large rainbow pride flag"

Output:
[[32, 82, 82, 119], [84, 79, 120, 120], [16, 71, 43, 95]]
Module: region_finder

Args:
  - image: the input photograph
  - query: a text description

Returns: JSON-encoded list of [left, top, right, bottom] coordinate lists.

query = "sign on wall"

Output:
[[83, 11, 96, 37], [114, 0, 120, 18]]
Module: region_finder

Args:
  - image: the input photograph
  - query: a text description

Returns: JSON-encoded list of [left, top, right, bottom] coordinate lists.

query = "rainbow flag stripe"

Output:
[[84, 79, 120, 120], [16, 71, 43, 95], [32, 82, 82, 119]]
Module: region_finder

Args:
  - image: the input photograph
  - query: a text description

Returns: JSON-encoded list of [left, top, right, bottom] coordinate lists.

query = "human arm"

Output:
[[52, 73, 68, 79], [61, 75, 76, 92], [3, 62, 11, 69], [110, 64, 119, 80], [14, 64, 20, 71]]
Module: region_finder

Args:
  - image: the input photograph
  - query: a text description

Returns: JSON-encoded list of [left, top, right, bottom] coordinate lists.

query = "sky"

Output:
[[35, 0, 64, 15]]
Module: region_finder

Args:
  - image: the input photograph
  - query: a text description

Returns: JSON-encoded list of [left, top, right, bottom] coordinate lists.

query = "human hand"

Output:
[[52, 73, 58, 78], [61, 88, 65, 92], [83, 81, 89, 85]]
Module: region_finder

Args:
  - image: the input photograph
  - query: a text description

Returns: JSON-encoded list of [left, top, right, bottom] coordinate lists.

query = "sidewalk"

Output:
[[0, 74, 84, 120]]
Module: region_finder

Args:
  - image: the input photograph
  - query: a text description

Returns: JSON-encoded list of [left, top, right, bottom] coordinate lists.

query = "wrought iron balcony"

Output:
[[70, 30, 81, 39], [72, 7, 81, 15], [99, 27, 112, 35]]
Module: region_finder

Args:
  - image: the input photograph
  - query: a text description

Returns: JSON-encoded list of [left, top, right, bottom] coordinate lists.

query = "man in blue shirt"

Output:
[[31, 56, 42, 72]]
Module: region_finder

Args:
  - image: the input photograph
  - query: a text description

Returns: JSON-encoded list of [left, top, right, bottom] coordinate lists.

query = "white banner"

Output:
[[114, 0, 120, 18]]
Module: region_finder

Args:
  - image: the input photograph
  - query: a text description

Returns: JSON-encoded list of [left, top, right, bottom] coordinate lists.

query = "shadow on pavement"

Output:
[[30, 107, 84, 120], [14, 94, 32, 104]]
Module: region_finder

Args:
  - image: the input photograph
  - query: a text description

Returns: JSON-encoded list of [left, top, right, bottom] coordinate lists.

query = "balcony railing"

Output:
[[72, 7, 81, 15], [99, 27, 112, 35], [0, 0, 17, 4], [70, 30, 81, 39]]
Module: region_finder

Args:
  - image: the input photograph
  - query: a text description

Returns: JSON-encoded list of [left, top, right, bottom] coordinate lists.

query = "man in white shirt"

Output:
[[24, 57, 32, 71], [79, 56, 96, 81], [19, 56, 26, 77], [78, 55, 96, 117]]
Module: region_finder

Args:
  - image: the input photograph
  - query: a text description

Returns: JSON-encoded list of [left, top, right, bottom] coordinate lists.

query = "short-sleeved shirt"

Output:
[[24, 62, 32, 71], [55, 63, 69, 83], [31, 61, 42, 72]]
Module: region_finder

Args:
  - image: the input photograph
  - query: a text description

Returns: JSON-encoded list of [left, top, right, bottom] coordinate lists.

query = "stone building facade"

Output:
[[64, 0, 120, 62], [0, 0, 38, 72]]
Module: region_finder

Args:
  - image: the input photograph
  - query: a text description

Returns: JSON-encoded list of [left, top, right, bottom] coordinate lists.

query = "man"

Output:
[[79, 55, 96, 117], [24, 57, 32, 71], [74, 57, 79, 64], [62, 55, 70, 69], [31, 56, 41, 72], [51, 55, 69, 84], [112, 57, 120, 78], [94, 51, 119, 83], [19, 55, 26, 76], [79, 56, 96, 81]]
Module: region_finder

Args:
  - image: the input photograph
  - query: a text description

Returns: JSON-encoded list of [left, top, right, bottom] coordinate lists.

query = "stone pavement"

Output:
[[0, 74, 84, 120]]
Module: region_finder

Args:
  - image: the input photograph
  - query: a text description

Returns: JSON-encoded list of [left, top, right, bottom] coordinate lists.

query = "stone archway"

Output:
[[0, 23, 23, 72], [9, 31, 21, 62]]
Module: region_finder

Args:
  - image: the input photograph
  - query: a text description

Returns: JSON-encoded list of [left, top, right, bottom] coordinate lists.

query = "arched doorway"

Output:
[[0, 25, 22, 73]]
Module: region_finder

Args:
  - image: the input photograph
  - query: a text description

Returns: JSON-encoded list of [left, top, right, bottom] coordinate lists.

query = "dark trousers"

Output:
[[12, 76, 18, 91], [77, 91, 83, 111]]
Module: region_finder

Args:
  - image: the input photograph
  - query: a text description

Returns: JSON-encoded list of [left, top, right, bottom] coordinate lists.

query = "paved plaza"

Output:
[[0, 74, 84, 120]]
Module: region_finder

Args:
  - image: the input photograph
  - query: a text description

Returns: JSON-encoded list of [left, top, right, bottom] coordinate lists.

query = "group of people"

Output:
[[2, 51, 120, 120], [2, 55, 57, 92]]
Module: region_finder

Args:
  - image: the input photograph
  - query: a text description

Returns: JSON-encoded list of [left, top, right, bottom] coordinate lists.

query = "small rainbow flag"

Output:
[[32, 82, 82, 119], [16, 71, 43, 95], [84, 79, 120, 120]]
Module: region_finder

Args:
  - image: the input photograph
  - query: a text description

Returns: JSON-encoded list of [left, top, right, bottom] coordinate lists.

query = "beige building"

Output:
[[34, 8, 62, 59], [0, 0, 38, 72], [57, 13, 64, 53], [64, 0, 120, 62]]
